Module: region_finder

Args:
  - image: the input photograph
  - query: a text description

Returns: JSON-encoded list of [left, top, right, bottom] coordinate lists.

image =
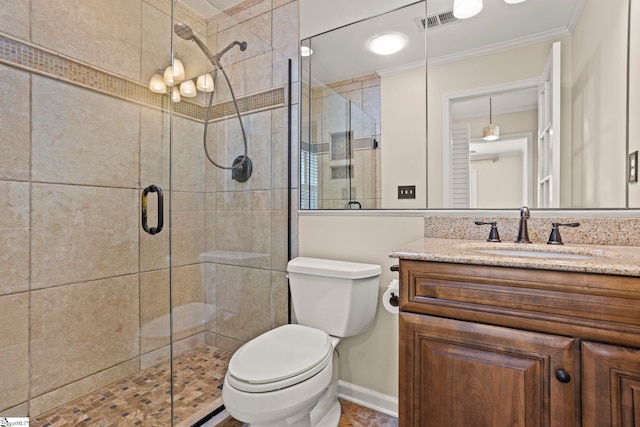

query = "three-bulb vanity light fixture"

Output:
[[148, 59, 215, 102], [453, 0, 526, 20]]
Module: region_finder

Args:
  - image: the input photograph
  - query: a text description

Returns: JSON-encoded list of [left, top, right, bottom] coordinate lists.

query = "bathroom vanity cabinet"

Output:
[[397, 260, 640, 427]]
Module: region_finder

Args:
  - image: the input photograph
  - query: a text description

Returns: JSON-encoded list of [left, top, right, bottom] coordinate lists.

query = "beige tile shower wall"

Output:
[[30, 276, 140, 397], [31, 0, 143, 81], [0, 0, 29, 40], [0, 181, 29, 295], [0, 65, 30, 181], [0, 292, 29, 411]]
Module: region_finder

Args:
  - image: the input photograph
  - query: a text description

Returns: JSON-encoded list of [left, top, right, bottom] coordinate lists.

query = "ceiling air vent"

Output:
[[414, 10, 459, 31]]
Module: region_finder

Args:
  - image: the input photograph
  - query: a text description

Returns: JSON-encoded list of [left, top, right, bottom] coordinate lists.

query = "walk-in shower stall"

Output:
[[0, 0, 295, 424]]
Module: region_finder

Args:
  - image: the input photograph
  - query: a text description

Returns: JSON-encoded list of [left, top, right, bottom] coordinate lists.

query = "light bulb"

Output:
[[482, 124, 500, 141], [149, 73, 166, 93], [164, 65, 175, 86], [180, 80, 197, 97], [453, 0, 483, 19], [196, 74, 215, 92], [172, 86, 181, 102], [172, 58, 185, 83]]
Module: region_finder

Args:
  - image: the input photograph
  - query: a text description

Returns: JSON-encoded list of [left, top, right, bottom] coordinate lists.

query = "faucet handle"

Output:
[[547, 222, 580, 245], [475, 221, 501, 242]]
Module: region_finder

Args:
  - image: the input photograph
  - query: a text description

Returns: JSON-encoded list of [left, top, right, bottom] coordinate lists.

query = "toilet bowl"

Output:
[[222, 257, 381, 427], [223, 324, 338, 427]]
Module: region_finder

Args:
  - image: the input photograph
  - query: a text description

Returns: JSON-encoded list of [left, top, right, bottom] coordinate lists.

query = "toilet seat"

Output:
[[226, 324, 333, 393]]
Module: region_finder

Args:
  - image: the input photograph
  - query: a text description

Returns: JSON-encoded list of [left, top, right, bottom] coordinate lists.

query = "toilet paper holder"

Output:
[[389, 292, 399, 307], [389, 265, 399, 307]]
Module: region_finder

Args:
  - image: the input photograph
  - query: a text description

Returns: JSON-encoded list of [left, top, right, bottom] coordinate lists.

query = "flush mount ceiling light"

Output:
[[301, 46, 313, 57], [453, 0, 483, 19], [504, 0, 526, 3], [368, 33, 406, 56], [482, 97, 500, 141]]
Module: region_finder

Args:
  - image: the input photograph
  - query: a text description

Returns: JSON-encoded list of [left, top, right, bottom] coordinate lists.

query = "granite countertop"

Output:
[[390, 238, 640, 277]]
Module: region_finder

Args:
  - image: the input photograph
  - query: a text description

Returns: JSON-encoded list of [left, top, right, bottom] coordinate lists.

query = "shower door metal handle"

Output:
[[141, 185, 163, 235]]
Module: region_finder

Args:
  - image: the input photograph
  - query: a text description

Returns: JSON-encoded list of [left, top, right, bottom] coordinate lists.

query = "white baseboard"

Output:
[[337, 380, 398, 418]]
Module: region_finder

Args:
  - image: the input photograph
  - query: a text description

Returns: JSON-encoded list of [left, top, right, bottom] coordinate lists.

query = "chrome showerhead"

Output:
[[213, 41, 248, 63], [174, 22, 217, 64], [174, 22, 195, 41]]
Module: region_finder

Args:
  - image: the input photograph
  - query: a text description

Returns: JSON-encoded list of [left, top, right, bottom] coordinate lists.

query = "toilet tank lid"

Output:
[[287, 257, 382, 279]]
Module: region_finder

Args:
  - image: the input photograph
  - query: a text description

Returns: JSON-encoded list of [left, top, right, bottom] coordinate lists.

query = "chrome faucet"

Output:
[[515, 206, 531, 243]]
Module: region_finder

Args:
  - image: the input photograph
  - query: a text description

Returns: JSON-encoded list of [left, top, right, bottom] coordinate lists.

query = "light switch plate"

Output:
[[398, 185, 416, 199], [629, 151, 638, 183]]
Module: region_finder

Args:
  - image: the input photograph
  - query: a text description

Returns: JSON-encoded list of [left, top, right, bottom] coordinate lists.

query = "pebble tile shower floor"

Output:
[[32, 345, 231, 427]]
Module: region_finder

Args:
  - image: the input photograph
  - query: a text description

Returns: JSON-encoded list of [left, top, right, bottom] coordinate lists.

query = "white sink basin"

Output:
[[473, 248, 598, 260]]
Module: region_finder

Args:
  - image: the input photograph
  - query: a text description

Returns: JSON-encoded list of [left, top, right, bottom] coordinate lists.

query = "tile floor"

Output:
[[30, 344, 397, 427], [32, 345, 231, 427], [214, 399, 398, 427]]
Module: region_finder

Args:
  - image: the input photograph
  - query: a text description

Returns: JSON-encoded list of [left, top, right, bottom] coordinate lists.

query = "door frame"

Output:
[[441, 78, 539, 208]]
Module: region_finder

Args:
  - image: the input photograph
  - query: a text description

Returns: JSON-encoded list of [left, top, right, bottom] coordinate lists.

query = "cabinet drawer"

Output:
[[399, 260, 640, 348]]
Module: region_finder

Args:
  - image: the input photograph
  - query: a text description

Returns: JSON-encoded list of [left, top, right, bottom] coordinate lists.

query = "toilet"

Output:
[[222, 257, 381, 427]]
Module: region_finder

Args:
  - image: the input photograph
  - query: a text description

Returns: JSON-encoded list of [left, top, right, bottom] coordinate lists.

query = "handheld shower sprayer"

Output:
[[174, 23, 217, 64], [173, 22, 252, 181]]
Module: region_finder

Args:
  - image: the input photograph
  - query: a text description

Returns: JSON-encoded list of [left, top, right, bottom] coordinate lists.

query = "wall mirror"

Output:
[[299, 0, 633, 210]]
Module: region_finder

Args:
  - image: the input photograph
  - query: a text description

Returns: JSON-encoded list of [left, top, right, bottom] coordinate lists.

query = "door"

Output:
[[582, 341, 640, 427], [451, 123, 471, 208], [537, 42, 561, 208], [399, 313, 576, 427]]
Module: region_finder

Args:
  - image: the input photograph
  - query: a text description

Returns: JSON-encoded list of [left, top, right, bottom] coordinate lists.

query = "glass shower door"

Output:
[[0, 0, 176, 424], [168, 0, 293, 424]]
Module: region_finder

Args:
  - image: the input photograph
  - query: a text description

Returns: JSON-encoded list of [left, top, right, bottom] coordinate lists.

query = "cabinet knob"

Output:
[[555, 369, 571, 383]]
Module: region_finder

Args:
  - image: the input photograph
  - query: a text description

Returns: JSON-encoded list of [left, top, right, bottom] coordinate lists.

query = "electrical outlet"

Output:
[[629, 151, 638, 183], [398, 185, 416, 199]]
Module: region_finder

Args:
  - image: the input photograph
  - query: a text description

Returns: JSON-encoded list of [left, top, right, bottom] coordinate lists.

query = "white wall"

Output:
[[471, 155, 523, 208], [381, 68, 427, 209], [630, 0, 640, 207], [569, 0, 628, 208], [298, 213, 425, 399]]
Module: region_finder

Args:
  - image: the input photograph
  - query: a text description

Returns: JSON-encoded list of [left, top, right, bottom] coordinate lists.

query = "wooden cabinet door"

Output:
[[582, 341, 640, 427], [400, 312, 576, 427]]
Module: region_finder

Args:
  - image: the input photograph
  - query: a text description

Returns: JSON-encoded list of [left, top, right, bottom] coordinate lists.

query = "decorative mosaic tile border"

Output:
[[0, 33, 285, 123]]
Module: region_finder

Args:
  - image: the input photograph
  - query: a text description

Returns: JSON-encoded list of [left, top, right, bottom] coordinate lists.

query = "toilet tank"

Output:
[[286, 257, 381, 338]]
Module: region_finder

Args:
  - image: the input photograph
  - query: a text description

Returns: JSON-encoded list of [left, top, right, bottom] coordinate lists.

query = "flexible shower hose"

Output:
[[202, 65, 249, 171]]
